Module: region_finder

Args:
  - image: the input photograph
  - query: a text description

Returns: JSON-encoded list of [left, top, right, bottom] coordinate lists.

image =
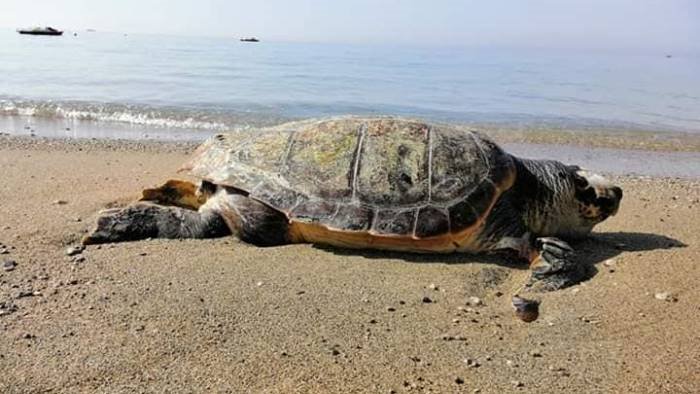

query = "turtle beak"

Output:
[[599, 186, 623, 217], [611, 186, 623, 215]]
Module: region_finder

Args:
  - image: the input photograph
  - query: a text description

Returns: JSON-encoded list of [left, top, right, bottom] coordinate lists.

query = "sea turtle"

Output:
[[83, 117, 622, 290]]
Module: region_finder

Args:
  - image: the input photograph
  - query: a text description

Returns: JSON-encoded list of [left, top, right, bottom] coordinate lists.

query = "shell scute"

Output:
[[326, 204, 374, 231], [356, 120, 430, 206], [372, 208, 417, 235], [448, 181, 496, 233], [284, 119, 362, 199], [430, 128, 489, 203], [415, 206, 450, 238], [291, 200, 338, 222], [250, 181, 308, 213]]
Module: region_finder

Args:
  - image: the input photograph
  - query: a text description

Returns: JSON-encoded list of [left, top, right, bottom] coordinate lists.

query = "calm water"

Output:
[[1, 29, 699, 135]]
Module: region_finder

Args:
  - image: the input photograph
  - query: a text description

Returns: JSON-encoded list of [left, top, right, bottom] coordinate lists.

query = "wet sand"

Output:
[[4, 114, 700, 152], [0, 135, 699, 393]]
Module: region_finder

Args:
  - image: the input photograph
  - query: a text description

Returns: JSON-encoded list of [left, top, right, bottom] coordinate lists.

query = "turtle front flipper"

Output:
[[527, 237, 585, 291]]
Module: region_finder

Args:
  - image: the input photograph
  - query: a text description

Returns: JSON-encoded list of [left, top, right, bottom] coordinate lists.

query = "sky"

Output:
[[1, 0, 697, 51]]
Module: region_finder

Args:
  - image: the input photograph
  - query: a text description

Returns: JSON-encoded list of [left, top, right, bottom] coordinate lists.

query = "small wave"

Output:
[[0, 99, 233, 131], [1, 97, 694, 135]]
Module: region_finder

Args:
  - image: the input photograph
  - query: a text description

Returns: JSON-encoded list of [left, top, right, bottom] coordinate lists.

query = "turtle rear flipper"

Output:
[[82, 202, 229, 245]]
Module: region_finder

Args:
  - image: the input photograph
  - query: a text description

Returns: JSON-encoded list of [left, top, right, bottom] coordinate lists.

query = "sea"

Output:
[[1, 29, 699, 141]]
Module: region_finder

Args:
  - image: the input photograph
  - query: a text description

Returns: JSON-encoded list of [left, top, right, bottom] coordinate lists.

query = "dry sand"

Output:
[[0, 135, 698, 393]]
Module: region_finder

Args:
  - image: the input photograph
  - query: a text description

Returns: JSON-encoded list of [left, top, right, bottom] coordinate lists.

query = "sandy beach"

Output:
[[0, 133, 698, 393]]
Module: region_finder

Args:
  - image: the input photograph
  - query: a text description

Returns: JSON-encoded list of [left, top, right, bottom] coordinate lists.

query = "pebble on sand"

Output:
[[2, 259, 17, 272], [72, 255, 86, 263], [654, 292, 677, 302], [66, 245, 84, 256], [603, 259, 616, 267], [16, 290, 35, 299], [512, 296, 540, 322], [463, 358, 480, 368], [466, 296, 483, 306], [0, 301, 19, 316]]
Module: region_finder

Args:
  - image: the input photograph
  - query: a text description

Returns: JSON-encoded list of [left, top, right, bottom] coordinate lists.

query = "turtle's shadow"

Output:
[[570, 231, 685, 275], [315, 231, 686, 285]]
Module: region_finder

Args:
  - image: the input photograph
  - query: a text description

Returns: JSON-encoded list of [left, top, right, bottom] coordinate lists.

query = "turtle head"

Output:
[[569, 167, 623, 225], [511, 159, 623, 239], [526, 164, 622, 238]]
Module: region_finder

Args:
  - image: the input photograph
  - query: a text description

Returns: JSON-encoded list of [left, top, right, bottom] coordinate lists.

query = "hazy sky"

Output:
[[1, 0, 697, 50]]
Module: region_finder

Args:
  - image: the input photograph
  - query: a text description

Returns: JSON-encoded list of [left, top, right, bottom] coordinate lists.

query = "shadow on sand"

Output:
[[315, 231, 686, 288]]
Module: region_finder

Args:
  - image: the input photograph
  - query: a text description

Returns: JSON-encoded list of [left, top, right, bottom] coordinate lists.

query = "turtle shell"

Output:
[[182, 117, 516, 250]]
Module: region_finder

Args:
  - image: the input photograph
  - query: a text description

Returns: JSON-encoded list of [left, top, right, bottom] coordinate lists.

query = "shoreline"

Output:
[[485, 125, 700, 153], [0, 128, 698, 393], [2, 113, 700, 153]]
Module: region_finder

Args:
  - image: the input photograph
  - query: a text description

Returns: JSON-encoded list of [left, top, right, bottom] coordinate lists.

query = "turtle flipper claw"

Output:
[[537, 237, 574, 255]]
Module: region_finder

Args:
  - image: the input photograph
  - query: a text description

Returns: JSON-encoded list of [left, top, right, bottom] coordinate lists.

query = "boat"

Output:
[[240, 37, 260, 42], [17, 27, 64, 36]]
